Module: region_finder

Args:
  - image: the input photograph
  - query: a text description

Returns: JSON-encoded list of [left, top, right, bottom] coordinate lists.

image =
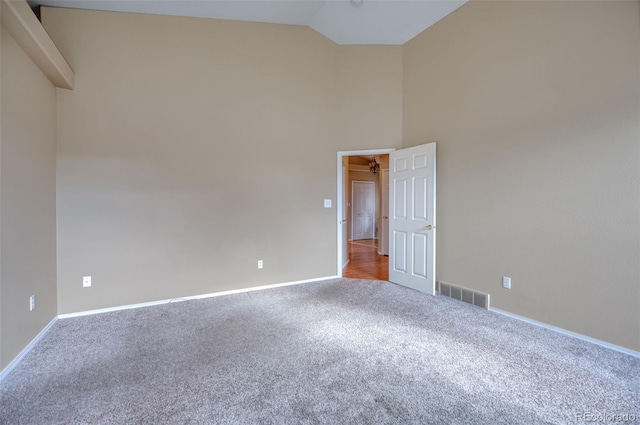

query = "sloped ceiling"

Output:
[[28, 0, 467, 45]]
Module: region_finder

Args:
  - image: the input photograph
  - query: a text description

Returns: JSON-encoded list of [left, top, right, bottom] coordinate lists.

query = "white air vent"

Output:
[[438, 281, 490, 310]]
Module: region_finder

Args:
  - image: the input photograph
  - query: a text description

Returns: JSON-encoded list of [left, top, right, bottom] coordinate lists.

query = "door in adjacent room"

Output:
[[380, 168, 390, 256], [389, 143, 436, 295], [352, 181, 375, 240]]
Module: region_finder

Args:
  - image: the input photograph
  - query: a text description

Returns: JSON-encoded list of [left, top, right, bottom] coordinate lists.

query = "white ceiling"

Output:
[[28, 0, 467, 45]]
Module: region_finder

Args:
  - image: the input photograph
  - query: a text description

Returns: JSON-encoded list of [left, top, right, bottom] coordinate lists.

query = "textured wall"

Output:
[[403, 1, 640, 350], [42, 8, 403, 314], [336, 45, 403, 151], [38, 1, 639, 353], [1, 26, 58, 369]]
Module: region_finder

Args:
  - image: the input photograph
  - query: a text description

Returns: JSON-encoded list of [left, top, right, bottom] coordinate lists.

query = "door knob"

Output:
[[383, 216, 388, 220], [424, 224, 434, 231]]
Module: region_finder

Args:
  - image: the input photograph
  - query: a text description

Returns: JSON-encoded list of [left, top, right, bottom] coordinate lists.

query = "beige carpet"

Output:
[[1, 278, 638, 424]]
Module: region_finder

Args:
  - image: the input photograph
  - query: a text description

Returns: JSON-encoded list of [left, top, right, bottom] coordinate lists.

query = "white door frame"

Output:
[[336, 149, 395, 277], [341, 163, 349, 268], [380, 168, 390, 256]]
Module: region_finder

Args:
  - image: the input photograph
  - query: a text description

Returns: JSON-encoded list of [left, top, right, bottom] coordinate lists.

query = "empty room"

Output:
[[1, 0, 639, 423]]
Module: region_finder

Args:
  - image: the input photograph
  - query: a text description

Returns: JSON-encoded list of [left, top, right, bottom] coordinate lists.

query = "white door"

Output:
[[380, 169, 390, 255], [389, 143, 436, 294], [342, 164, 349, 267], [352, 181, 375, 240]]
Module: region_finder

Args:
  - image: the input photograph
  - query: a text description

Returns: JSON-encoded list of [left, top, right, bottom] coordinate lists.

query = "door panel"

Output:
[[394, 179, 407, 219], [395, 157, 408, 172], [413, 233, 427, 278], [393, 231, 407, 272], [389, 143, 436, 294], [413, 176, 428, 220], [414, 153, 429, 169]]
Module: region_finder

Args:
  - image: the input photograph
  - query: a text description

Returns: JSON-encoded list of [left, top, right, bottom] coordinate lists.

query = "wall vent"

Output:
[[437, 281, 490, 310]]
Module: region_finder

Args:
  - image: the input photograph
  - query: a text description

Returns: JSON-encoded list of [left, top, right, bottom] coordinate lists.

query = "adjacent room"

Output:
[[342, 154, 390, 281], [1, 0, 638, 423]]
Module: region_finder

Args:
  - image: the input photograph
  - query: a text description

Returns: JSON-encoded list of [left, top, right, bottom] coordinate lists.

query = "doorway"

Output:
[[337, 149, 394, 281], [337, 143, 436, 293]]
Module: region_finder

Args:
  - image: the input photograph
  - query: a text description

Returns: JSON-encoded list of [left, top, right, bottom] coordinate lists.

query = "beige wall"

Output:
[[44, 9, 338, 313], [42, 8, 403, 314], [0, 26, 57, 369], [26, 1, 638, 354], [404, 1, 640, 350], [336, 45, 402, 242], [336, 45, 403, 150]]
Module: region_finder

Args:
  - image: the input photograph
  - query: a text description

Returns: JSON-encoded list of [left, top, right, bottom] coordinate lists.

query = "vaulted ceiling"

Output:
[[28, 0, 467, 45]]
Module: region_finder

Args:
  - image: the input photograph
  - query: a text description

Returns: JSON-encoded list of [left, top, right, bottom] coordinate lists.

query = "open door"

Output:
[[380, 168, 389, 256], [389, 143, 436, 295]]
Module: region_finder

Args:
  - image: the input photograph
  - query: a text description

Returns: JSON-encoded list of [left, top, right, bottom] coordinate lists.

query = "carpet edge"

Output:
[[491, 307, 640, 358], [0, 316, 58, 383]]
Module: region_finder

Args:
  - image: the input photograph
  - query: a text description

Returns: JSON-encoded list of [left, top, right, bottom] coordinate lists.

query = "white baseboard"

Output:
[[342, 259, 350, 269], [9, 279, 634, 388], [58, 275, 339, 319], [0, 316, 58, 383], [1, 277, 339, 383], [490, 307, 640, 359]]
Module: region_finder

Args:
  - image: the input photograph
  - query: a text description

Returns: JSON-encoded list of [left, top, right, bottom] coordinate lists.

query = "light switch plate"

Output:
[[83, 276, 92, 287], [502, 276, 511, 289], [324, 199, 332, 208]]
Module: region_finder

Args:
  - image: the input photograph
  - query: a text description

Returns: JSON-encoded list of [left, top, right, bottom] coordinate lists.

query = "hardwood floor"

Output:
[[342, 240, 389, 281]]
